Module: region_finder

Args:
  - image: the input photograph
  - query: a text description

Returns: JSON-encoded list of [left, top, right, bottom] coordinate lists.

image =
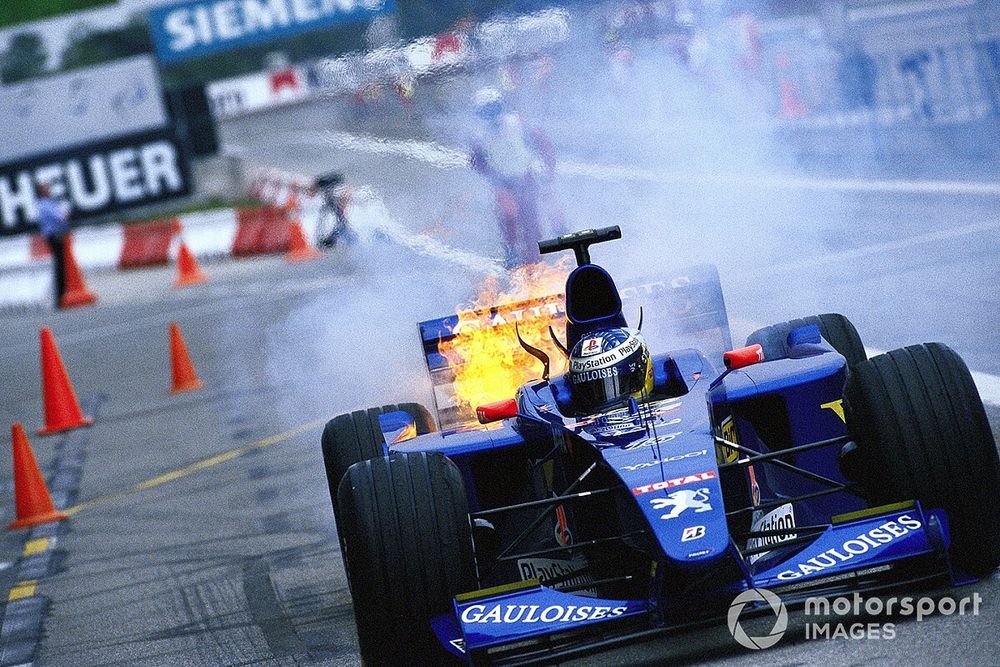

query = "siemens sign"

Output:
[[149, 0, 392, 64]]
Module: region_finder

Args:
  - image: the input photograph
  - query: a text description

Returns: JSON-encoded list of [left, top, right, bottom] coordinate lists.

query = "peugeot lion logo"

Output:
[[727, 588, 788, 649]]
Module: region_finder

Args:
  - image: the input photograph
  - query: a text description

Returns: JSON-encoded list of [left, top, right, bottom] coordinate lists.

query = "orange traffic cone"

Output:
[[37, 327, 93, 436], [169, 322, 204, 393], [286, 222, 320, 262], [174, 242, 207, 287], [60, 235, 97, 309], [9, 423, 68, 529]]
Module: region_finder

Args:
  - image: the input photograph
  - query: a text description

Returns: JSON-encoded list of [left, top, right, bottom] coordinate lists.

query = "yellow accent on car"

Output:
[[455, 579, 540, 603], [716, 416, 739, 464], [832, 500, 916, 525], [821, 399, 846, 423]]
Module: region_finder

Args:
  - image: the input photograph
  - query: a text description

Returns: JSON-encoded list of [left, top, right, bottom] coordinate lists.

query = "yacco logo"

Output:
[[776, 515, 922, 580], [461, 604, 628, 624], [622, 449, 707, 472], [633, 470, 716, 495], [728, 588, 788, 650]]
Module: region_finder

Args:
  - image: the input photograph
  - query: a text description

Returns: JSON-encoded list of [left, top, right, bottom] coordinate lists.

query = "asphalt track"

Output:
[[1, 96, 999, 666]]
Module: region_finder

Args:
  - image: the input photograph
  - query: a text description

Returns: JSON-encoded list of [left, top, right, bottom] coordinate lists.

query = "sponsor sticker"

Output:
[[517, 557, 596, 596], [687, 548, 713, 558], [681, 525, 706, 542], [716, 416, 739, 464], [581, 337, 602, 356], [461, 603, 628, 624], [775, 514, 923, 580], [747, 503, 796, 564], [649, 488, 712, 519], [621, 449, 708, 472], [633, 470, 716, 496]]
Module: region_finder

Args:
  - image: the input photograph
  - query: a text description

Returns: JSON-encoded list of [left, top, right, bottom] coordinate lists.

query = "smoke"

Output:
[[250, 1, 841, 419]]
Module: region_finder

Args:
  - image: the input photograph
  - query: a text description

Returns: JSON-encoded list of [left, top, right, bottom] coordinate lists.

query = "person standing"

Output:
[[469, 87, 555, 269], [37, 183, 69, 309]]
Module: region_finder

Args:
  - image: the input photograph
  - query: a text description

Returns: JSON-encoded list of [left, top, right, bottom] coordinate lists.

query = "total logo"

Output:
[[633, 470, 716, 495], [622, 449, 707, 472], [461, 603, 628, 624], [775, 515, 922, 580]]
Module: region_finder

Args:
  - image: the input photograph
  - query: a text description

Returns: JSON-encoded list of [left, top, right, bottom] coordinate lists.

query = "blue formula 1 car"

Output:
[[320, 226, 1000, 665]]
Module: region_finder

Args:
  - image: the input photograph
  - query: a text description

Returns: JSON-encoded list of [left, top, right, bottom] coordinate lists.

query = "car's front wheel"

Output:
[[845, 343, 1000, 576], [338, 452, 475, 665], [320, 402, 435, 514]]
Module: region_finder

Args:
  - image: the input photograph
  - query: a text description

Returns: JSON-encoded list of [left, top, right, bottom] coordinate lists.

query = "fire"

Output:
[[440, 259, 572, 415]]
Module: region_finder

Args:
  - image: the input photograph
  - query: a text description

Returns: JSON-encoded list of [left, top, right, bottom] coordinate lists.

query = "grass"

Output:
[[0, 0, 116, 28]]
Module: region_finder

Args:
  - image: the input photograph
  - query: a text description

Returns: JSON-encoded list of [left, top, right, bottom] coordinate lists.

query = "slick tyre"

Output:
[[845, 343, 1000, 576], [338, 452, 475, 665], [746, 313, 866, 367], [320, 402, 435, 513]]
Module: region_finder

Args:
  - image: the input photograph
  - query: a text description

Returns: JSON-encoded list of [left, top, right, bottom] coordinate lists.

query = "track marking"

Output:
[[8, 581, 37, 602], [64, 419, 326, 516], [22, 539, 51, 557], [299, 130, 1000, 196]]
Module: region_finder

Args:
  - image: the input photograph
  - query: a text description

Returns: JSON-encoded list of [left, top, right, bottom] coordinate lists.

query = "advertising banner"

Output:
[[0, 55, 169, 164], [149, 0, 393, 64], [0, 130, 191, 236]]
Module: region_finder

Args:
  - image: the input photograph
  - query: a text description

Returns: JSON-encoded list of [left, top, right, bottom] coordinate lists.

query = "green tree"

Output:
[[61, 15, 152, 72], [0, 32, 49, 83]]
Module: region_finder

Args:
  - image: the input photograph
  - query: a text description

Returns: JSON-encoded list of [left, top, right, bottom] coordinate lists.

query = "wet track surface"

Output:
[[1, 98, 999, 665]]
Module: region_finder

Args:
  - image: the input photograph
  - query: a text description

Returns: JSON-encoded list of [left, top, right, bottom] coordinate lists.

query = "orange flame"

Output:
[[440, 259, 572, 414]]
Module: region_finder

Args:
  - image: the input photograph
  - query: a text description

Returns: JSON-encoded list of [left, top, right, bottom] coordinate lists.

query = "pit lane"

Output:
[[0, 97, 998, 665]]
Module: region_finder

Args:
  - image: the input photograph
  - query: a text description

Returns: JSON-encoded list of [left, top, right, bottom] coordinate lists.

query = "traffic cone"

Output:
[[59, 235, 97, 309], [174, 242, 207, 288], [286, 222, 320, 262], [37, 327, 93, 436], [9, 423, 68, 529], [169, 322, 204, 394]]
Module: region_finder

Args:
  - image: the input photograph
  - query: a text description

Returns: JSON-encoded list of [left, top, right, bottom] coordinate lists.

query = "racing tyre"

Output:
[[338, 452, 474, 665], [845, 343, 1000, 576], [746, 313, 866, 367], [320, 402, 435, 512]]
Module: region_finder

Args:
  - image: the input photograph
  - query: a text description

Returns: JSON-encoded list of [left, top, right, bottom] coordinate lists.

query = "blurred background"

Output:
[[1, 4, 999, 664], [2, 0, 999, 365]]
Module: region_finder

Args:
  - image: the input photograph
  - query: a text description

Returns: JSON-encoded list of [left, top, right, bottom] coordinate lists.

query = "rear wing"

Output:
[[418, 264, 731, 429]]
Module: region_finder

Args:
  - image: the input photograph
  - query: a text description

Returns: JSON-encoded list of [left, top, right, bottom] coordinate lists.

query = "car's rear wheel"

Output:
[[845, 343, 1000, 576], [320, 402, 435, 513], [746, 313, 866, 367], [338, 452, 474, 665]]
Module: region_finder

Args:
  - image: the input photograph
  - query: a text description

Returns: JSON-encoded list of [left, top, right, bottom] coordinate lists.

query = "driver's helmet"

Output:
[[569, 327, 653, 411]]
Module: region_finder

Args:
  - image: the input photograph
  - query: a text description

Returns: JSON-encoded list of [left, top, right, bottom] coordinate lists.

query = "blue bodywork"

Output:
[[389, 260, 960, 663]]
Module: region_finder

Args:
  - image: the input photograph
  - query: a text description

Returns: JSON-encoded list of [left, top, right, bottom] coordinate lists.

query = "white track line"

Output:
[[304, 130, 1000, 197]]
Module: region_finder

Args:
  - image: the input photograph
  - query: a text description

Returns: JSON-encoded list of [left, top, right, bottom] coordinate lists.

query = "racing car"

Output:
[[320, 226, 1000, 665]]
